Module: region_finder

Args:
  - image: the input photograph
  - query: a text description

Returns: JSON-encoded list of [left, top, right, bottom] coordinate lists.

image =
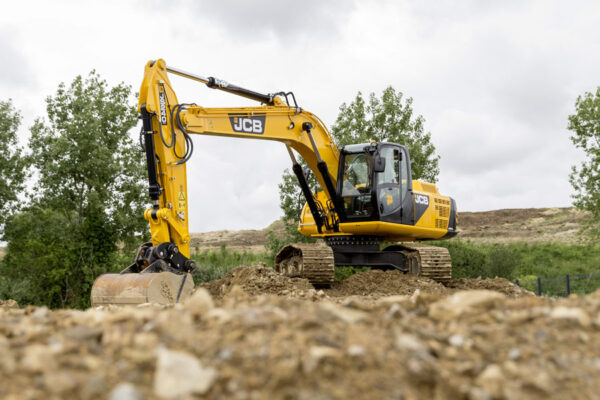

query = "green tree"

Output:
[[1, 72, 147, 308], [0, 100, 28, 229], [332, 87, 439, 182], [568, 87, 600, 238], [274, 87, 440, 243]]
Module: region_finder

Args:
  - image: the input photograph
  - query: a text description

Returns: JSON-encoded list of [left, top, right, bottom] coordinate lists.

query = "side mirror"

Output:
[[374, 154, 386, 173]]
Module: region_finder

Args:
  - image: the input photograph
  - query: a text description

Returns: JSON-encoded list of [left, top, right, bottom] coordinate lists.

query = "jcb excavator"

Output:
[[90, 59, 457, 306]]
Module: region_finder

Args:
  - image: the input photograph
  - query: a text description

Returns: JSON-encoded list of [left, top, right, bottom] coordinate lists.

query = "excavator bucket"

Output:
[[90, 272, 194, 307]]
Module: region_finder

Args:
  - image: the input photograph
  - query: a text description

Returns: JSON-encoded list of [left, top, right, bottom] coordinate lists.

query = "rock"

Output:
[[153, 347, 217, 398], [20, 344, 56, 373], [109, 383, 142, 400], [377, 295, 411, 305], [507, 348, 522, 360], [303, 346, 342, 373], [549, 306, 591, 327], [44, 370, 80, 394], [31, 306, 49, 319], [65, 325, 103, 341], [520, 369, 554, 394], [448, 334, 465, 347], [318, 302, 367, 324], [475, 364, 504, 398], [184, 288, 214, 315], [468, 386, 492, 400], [429, 290, 505, 320], [347, 345, 366, 357], [395, 333, 429, 354]]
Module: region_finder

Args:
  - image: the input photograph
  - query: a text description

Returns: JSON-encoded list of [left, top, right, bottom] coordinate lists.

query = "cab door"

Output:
[[376, 145, 410, 224]]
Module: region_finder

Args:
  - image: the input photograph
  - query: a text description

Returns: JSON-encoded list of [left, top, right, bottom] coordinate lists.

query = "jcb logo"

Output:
[[415, 194, 429, 205], [158, 84, 167, 125], [229, 114, 266, 134]]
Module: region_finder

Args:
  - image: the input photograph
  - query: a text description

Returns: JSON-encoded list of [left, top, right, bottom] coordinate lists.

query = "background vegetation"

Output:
[[0, 73, 147, 308], [568, 87, 600, 238]]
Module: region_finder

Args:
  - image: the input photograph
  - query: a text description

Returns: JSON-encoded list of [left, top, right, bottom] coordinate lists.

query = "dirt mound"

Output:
[[203, 267, 536, 302], [1, 285, 599, 399], [447, 277, 535, 298], [326, 269, 450, 298], [201, 264, 313, 298], [0, 299, 18, 309]]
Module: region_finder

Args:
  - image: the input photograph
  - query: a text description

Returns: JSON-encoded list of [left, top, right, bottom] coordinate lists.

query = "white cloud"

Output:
[[0, 0, 599, 232]]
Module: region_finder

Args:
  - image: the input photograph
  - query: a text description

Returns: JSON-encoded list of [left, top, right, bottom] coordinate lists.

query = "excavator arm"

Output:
[[138, 59, 341, 262]]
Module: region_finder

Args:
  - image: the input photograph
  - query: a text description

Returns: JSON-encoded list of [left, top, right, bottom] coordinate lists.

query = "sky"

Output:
[[1, 0, 599, 233]]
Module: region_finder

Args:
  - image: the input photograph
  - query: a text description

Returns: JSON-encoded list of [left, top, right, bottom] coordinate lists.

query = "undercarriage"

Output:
[[275, 236, 452, 286]]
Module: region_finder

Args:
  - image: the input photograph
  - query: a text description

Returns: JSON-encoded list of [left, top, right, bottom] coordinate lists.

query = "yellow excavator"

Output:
[[90, 59, 458, 306]]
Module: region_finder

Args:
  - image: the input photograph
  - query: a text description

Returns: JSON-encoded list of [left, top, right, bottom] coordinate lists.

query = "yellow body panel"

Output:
[[298, 181, 453, 242]]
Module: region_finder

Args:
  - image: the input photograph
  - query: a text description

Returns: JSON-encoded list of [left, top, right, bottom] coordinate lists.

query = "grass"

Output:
[[432, 239, 600, 295], [433, 240, 600, 278], [190, 244, 272, 284]]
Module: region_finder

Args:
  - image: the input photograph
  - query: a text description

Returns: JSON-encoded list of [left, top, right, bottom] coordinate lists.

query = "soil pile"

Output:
[[201, 264, 313, 299], [0, 267, 597, 399], [447, 277, 535, 298], [202, 267, 533, 302], [0, 299, 18, 309], [326, 269, 450, 298], [1, 287, 599, 399]]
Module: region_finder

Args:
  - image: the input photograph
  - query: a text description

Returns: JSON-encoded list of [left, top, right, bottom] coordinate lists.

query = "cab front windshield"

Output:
[[341, 152, 373, 217]]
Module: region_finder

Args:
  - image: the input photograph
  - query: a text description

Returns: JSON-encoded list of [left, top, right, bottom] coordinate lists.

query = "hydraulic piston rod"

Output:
[[165, 65, 274, 105]]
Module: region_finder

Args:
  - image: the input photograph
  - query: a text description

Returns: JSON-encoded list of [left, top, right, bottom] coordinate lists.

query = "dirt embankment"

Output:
[[458, 207, 589, 244], [189, 220, 285, 254], [1, 265, 598, 399], [187, 207, 589, 255]]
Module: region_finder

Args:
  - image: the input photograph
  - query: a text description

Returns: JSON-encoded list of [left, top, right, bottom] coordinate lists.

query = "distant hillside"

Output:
[[189, 220, 286, 254], [189, 207, 590, 253], [458, 207, 588, 244]]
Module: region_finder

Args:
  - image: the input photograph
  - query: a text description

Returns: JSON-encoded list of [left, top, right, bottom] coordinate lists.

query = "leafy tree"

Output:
[[1, 72, 147, 308], [332, 87, 439, 182], [0, 100, 28, 229], [275, 87, 440, 242], [568, 87, 600, 238]]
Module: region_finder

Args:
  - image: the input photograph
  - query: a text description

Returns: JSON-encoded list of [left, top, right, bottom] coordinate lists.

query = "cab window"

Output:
[[341, 153, 374, 217]]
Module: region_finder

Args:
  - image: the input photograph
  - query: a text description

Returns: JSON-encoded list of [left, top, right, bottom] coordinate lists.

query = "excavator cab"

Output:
[[337, 142, 413, 226]]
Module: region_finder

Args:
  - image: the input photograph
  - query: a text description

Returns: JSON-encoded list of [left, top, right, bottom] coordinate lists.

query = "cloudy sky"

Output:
[[1, 1, 599, 232]]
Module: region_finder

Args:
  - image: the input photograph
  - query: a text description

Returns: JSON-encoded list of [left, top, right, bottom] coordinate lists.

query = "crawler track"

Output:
[[397, 243, 452, 283], [275, 243, 335, 287]]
